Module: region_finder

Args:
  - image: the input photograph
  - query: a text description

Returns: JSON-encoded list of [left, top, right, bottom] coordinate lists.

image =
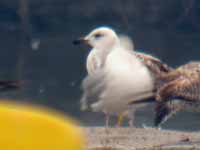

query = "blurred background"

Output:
[[1, 0, 200, 130]]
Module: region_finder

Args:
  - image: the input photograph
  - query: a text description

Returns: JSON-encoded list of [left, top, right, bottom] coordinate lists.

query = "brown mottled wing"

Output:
[[155, 62, 200, 126], [155, 74, 200, 126], [135, 52, 173, 76], [157, 76, 200, 102], [177, 61, 200, 71]]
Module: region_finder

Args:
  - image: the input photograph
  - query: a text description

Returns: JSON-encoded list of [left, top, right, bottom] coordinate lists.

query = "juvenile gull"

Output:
[[132, 61, 200, 127], [74, 27, 172, 127], [146, 61, 200, 126]]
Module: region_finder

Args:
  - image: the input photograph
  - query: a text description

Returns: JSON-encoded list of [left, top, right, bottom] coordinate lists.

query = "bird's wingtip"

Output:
[[154, 102, 172, 127]]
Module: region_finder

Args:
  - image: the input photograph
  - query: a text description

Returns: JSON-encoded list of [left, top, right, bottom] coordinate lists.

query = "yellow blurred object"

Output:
[[0, 101, 85, 150]]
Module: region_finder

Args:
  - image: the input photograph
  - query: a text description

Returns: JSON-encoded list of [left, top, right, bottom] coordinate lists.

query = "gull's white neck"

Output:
[[90, 38, 121, 68]]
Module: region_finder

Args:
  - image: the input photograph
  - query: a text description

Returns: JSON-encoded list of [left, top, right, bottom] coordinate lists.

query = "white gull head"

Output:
[[73, 27, 122, 52], [84, 27, 120, 51]]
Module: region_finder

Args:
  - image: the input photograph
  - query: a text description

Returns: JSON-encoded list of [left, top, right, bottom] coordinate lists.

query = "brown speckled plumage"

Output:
[[149, 61, 200, 102], [145, 61, 200, 126], [135, 52, 173, 75]]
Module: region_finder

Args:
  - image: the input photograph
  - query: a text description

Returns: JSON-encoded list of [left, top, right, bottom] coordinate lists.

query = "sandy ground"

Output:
[[83, 127, 200, 150]]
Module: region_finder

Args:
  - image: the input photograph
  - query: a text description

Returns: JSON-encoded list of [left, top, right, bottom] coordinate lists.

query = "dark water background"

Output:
[[0, 0, 200, 131]]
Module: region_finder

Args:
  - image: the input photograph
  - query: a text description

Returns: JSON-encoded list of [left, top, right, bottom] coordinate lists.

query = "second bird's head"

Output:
[[73, 27, 119, 50]]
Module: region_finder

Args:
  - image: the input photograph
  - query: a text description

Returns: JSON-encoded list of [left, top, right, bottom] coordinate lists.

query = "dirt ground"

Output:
[[83, 127, 200, 150]]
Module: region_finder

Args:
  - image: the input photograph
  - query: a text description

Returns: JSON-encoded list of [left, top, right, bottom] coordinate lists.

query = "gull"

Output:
[[132, 61, 200, 127], [144, 61, 200, 126], [73, 27, 172, 127]]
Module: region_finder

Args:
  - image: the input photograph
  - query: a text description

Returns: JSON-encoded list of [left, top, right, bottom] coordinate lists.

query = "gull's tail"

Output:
[[154, 102, 179, 127], [0, 80, 21, 92]]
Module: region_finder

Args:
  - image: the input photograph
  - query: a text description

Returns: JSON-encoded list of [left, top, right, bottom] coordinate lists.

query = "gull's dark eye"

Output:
[[94, 33, 102, 39]]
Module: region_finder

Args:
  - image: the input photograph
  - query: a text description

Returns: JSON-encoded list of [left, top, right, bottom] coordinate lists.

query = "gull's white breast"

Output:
[[86, 49, 101, 75], [99, 48, 155, 114]]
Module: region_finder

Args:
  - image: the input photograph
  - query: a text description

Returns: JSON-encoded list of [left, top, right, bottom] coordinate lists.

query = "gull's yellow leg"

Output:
[[116, 112, 126, 127]]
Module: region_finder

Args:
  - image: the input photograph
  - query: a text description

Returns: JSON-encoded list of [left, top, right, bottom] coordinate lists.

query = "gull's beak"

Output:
[[73, 37, 89, 45]]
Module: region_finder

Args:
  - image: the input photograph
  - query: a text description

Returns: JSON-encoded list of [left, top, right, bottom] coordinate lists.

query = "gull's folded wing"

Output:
[[135, 52, 173, 75], [157, 73, 200, 102]]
